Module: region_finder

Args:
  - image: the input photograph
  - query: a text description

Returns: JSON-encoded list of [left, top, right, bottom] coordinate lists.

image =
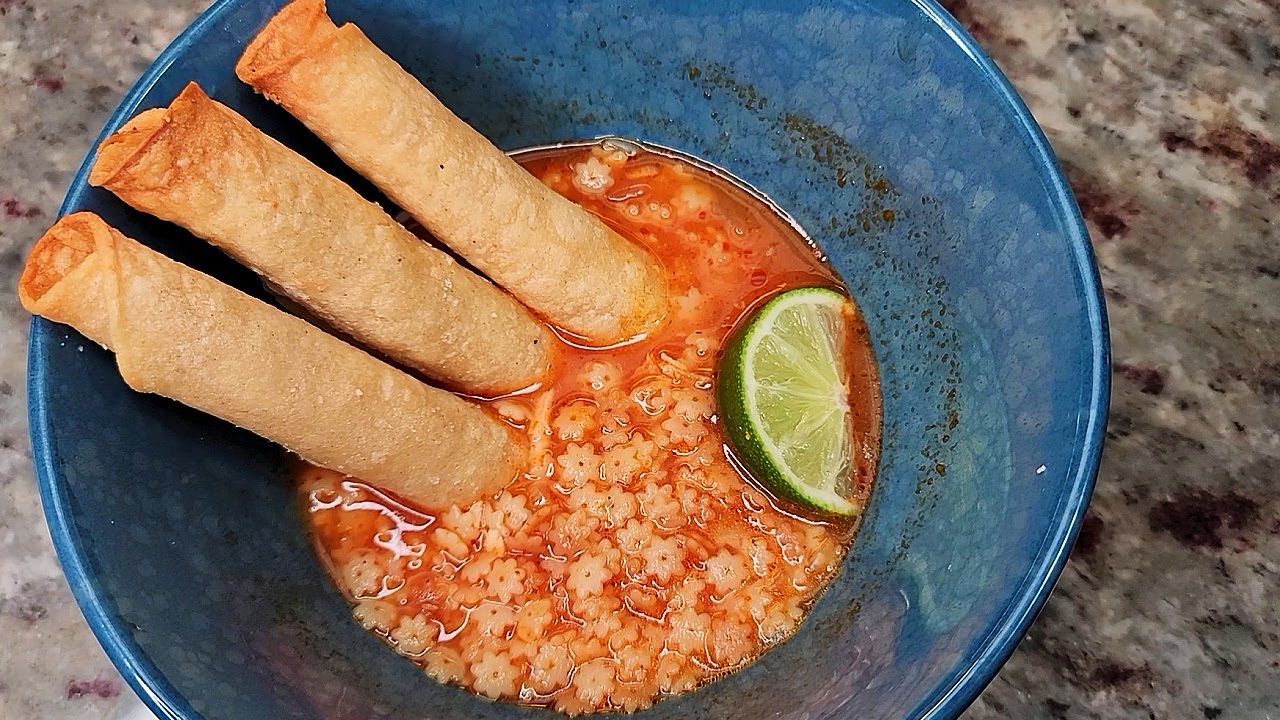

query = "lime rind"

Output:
[[718, 287, 860, 517]]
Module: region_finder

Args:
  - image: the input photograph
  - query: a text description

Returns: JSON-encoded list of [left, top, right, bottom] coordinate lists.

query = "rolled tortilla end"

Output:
[[20, 212, 523, 510], [18, 212, 120, 349], [88, 82, 552, 397], [237, 0, 671, 344]]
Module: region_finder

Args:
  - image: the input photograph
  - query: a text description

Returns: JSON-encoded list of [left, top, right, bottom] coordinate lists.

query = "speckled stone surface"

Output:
[[1, 1, 1276, 719]]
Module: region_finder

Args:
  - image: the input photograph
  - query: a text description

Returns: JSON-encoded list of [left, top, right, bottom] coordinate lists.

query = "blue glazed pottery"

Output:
[[28, 0, 1109, 718]]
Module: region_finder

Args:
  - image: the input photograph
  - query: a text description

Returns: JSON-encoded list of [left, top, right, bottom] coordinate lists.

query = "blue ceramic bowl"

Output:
[[29, 1, 1108, 718]]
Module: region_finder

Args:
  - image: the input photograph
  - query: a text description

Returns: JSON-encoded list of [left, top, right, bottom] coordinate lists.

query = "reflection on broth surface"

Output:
[[298, 139, 881, 714]]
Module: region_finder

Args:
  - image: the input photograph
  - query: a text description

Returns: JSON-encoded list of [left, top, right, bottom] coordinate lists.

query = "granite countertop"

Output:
[[1, 0, 1276, 718]]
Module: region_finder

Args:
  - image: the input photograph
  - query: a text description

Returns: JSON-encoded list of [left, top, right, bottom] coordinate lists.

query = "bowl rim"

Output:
[[28, 1, 1110, 718]]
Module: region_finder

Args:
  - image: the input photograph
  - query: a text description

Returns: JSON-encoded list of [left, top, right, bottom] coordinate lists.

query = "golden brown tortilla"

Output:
[[20, 213, 523, 509]]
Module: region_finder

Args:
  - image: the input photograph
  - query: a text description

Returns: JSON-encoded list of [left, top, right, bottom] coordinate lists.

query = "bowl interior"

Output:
[[30, 0, 1107, 718]]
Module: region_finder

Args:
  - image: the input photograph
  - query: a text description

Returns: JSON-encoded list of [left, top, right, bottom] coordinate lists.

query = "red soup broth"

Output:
[[297, 140, 881, 715]]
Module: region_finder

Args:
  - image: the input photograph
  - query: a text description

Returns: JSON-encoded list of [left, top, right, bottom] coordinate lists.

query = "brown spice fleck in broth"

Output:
[[298, 140, 881, 714]]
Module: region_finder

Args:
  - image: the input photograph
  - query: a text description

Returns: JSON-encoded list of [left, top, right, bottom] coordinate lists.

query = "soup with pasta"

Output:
[[297, 140, 880, 715]]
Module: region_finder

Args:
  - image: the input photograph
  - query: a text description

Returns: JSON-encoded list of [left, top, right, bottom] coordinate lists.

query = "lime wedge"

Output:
[[717, 287, 860, 518]]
